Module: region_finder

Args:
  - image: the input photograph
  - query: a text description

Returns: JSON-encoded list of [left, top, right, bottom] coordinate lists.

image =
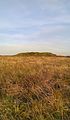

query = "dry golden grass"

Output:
[[0, 55, 70, 120]]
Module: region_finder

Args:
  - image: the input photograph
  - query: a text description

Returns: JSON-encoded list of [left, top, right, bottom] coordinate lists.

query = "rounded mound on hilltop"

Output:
[[16, 52, 57, 56]]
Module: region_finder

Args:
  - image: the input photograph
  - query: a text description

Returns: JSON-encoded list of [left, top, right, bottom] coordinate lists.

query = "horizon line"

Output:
[[0, 51, 70, 57]]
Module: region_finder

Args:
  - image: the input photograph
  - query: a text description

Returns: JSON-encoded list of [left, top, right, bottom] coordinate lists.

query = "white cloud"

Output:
[[0, 0, 70, 55]]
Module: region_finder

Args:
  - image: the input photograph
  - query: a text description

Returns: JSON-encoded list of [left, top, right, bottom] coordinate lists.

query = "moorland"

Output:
[[0, 52, 70, 120]]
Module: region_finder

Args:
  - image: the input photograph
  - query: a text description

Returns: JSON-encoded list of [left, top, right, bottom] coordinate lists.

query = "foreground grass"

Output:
[[0, 56, 70, 120]]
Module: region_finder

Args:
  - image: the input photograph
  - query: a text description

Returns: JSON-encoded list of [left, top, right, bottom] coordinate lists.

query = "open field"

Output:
[[0, 55, 70, 120]]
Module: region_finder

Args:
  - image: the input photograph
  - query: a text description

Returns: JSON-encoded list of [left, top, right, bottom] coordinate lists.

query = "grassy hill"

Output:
[[0, 55, 70, 120], [16, 52, 57, 57]]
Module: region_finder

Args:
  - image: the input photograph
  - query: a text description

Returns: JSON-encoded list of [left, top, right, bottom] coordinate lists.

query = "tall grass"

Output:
[[0, 56, 70, 120]]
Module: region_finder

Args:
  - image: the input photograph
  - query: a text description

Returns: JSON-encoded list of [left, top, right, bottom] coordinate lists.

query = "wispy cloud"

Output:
[[0, 0, 70, 55]]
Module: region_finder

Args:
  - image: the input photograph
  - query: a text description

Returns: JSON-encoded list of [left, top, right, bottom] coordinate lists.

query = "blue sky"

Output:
[[0, 0, 70, 55]]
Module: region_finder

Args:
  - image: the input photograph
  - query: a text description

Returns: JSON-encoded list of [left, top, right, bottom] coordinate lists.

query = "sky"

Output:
[[0, 0, 70, 55]]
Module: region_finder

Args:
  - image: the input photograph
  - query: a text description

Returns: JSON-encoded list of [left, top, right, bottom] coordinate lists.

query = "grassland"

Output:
[[0, 54, 70, 120]]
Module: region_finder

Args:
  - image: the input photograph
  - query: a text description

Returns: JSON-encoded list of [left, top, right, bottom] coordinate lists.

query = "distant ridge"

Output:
[[0, 52, 69, 57], [16, 52, 57, 57]]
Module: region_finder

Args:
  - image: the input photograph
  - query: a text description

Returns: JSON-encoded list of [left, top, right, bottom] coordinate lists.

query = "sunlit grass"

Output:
[[0, 56, 70, 120]]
